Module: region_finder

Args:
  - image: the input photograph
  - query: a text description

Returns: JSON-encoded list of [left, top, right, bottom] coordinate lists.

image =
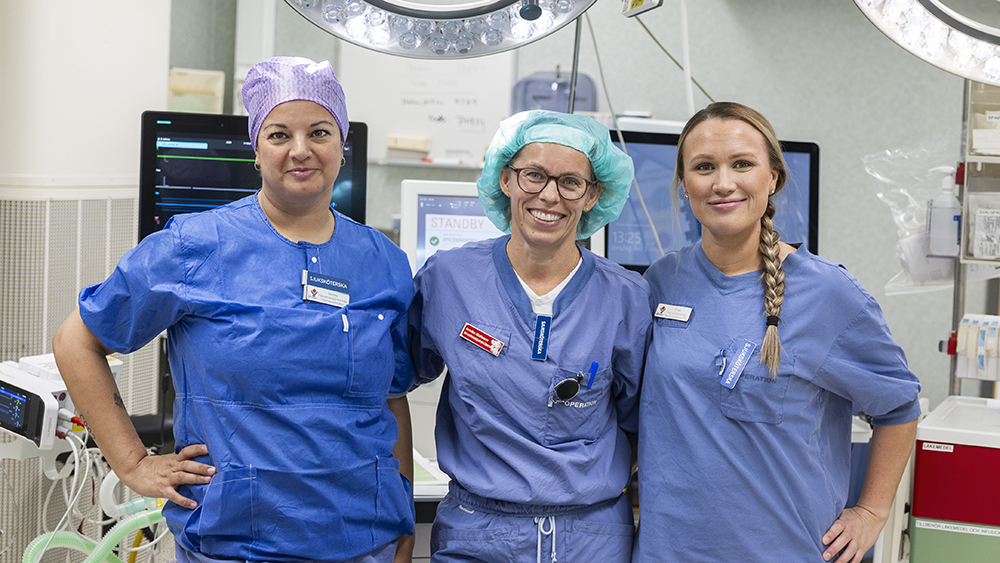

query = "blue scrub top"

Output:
[[409, 236, 652, 506], [79, 195, 415, 561], [635, 243, 921, 562]]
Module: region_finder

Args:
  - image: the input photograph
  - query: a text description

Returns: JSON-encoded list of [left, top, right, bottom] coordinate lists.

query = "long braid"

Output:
[[759, 199, 785, 377]]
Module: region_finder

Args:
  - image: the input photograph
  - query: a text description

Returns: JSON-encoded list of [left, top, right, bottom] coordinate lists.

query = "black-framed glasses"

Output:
[[505, 165, 597, 201]]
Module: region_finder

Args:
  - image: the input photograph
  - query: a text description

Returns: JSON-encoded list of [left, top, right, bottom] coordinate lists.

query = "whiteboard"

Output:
[[338, 43, 514, 164]]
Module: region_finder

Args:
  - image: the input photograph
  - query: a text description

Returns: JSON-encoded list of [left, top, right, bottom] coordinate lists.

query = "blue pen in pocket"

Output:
[[587, 362, 598, 388]]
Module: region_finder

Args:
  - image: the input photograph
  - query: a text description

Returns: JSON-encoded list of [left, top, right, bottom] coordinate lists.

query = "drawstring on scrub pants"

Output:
[[534, 516, 557, 563]]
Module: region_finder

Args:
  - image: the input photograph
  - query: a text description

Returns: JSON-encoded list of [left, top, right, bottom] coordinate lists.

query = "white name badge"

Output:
[[655, 303, 692, 322], [302, 270, 350, 308]]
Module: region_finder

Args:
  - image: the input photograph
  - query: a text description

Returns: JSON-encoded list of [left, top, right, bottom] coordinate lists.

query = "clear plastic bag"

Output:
[[864, 139, 1000, 295]]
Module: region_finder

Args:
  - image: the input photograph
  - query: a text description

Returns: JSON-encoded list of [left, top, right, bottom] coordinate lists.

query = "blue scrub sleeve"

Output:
[[407, 270, 446, 390], [390, 304, 417, 395], [812, 299, 921, 422], [79, 227, 189, 354], [870, 398, 922, 426], [612, 319, 651, 443]]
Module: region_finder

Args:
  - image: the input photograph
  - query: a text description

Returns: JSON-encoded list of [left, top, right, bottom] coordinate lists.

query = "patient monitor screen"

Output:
[[0, 384, 28, 433], [139, 112, 367, 241], [149, 133, 259, 231], [414, 195, 504, 272]]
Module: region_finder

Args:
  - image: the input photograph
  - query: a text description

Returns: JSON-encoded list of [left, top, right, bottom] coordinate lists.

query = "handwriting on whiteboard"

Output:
[[338, 43, 513, 160], [401, 97, 446, 106], [402, 93, 488, 133]]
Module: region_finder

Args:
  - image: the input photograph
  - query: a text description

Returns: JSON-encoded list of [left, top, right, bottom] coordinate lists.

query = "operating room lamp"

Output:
[[854, 0, 1000, 86], [284, 0, 598, 59]]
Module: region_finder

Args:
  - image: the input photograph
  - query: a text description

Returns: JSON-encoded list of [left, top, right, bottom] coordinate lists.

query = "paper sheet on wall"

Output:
[[975, 208, 1000, 259], [338, 43, 514, 164]]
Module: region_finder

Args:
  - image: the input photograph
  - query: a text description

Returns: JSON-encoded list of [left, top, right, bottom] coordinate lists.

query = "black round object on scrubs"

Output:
[[555, 376, 581, 402]]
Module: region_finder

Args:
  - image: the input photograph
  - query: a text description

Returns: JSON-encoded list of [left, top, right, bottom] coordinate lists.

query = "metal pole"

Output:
[[950, 265, 966, 397], [567, 17, 582, 114], [679, 0, 695, 117], [949, 80, 971, 397]]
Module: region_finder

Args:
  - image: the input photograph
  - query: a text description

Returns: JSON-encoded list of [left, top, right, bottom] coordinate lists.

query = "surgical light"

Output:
[[854, 0, 1000, 87], [286, 0, 598, 59]]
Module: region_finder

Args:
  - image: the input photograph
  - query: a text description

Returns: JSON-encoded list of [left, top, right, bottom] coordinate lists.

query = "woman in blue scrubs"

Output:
[[53, 57, 415, 563], [634, 102, 921, 563], [409, 110, 650, 563]]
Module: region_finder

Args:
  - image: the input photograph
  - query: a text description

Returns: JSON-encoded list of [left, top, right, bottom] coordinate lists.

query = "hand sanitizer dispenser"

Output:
[[927, 166, 960, 257]]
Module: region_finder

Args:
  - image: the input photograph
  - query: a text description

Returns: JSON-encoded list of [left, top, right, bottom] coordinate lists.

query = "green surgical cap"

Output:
[[477, 110, 635, 239]]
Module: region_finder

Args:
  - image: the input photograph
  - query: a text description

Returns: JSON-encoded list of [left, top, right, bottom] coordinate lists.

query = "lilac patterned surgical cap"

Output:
[[242, 56, 349, 151]]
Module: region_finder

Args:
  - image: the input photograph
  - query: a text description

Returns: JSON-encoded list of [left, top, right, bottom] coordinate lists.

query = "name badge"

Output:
[[302, 270, 350, 308], [532, 315, 552, 361], [655, 303, 692, 322], [720, 339, 756, 389], [460, 323, 505, 357]]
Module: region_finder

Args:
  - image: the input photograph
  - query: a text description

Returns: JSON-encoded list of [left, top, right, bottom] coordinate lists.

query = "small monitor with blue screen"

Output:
[[605, 130, 819, 274]]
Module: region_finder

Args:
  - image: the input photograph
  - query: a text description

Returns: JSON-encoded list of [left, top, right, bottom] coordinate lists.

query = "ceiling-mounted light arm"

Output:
[[362, 0, 516, 20], [853, 0, 1000, 86], [285, 0, 599, 60], [915, 0, 1000, 46]]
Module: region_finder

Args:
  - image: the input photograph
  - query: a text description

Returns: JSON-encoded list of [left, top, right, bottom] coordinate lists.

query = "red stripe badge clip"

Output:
[[460, 323, 505, 357]]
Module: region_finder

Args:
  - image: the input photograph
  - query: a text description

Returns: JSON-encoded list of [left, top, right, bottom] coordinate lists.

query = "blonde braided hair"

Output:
[[674, 102, 788, 377], [759, 198, 785, 377]]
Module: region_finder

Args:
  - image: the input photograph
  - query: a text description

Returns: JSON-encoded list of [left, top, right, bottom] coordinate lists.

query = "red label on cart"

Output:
[[460, 323, 504, 357]]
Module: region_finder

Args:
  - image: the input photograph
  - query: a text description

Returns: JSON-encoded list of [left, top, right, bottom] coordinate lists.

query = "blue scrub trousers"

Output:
[[431, 483, 634, 563], [173, 539, 397, 563]]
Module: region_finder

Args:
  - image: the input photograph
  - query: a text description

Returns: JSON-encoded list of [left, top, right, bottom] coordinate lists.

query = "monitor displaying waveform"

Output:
[[139, 111, 368, 241]]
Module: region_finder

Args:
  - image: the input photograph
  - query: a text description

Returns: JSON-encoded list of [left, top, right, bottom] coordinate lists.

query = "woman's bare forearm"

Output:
[[53, 308, 148, 473]]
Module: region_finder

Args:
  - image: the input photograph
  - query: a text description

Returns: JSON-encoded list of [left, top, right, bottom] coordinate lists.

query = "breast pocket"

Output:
[[718, 338, 793, 425], [448, 322, 514, 415], [654, 317, 692, 331], [343, 307, 397, 398], [544, 365, 613, 446]]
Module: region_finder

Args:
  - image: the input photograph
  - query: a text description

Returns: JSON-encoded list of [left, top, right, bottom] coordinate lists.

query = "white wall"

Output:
[[0, 0, 171, 196]]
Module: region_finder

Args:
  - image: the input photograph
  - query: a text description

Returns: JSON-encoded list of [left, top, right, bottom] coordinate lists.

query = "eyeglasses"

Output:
[[505, 165, 597, 201]]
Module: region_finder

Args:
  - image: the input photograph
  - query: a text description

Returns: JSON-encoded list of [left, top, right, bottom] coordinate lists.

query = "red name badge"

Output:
[[460, 323, 504, 357]]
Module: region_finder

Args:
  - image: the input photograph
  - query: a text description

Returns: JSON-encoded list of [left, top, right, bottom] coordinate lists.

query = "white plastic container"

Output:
[[927, 168, 961, 257]]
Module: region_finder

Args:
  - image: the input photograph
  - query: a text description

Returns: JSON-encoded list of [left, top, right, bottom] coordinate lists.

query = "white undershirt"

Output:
[[515, 256, 583, 316]]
